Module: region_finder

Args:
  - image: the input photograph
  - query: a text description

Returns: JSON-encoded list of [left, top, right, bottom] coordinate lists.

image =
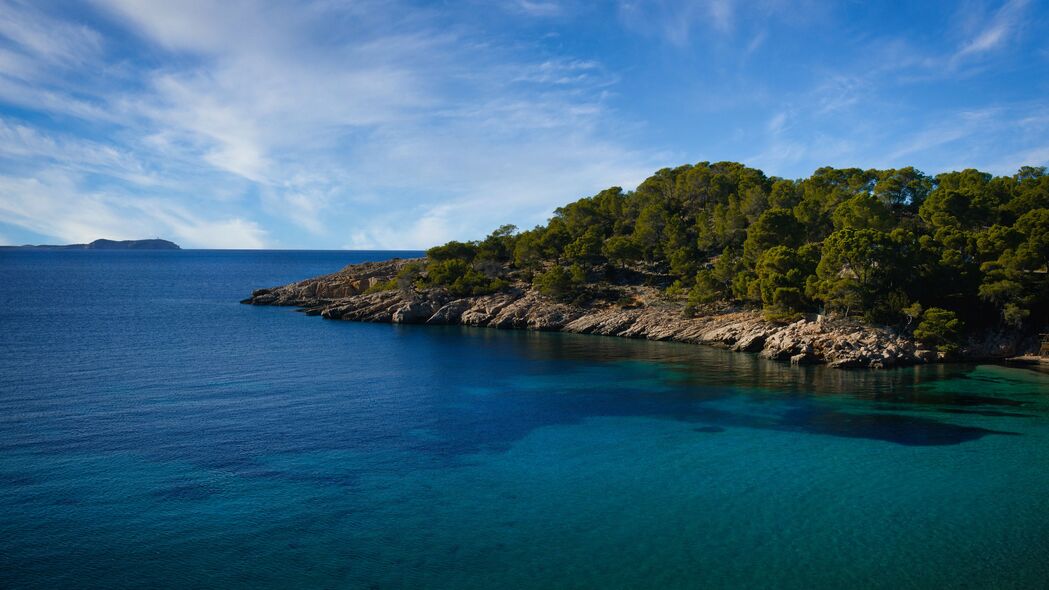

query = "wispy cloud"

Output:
[[0, 118, 160, 186], [507, 0, 564, 17], [954, 0, 1030, 61], [0, 0, 655, 247], [0, 170, 268, 248], [0, 1, 104, 70], [0, 0, 1045, 247], [617, 0, 737, 46], [615, 0, 819, 46], [884, 109, 1000, 162], [747, 100, 1049, 180]]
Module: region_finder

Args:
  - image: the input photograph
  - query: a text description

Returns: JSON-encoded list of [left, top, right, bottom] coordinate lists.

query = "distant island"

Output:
[[245, 161, 1047, 368], [2, 238, 181, 250]]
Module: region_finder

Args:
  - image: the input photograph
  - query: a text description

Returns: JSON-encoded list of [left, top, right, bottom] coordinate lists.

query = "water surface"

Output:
[[1, 250, 1047, 588]]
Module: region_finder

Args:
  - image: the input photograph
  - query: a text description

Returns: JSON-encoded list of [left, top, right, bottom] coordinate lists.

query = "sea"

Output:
[[1, 249, 1048, 589]]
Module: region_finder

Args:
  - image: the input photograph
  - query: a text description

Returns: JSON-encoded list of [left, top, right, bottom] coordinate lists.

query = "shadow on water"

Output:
[[132, 325, 1037, 481], [408, 378, 1020, 453], [3, 308, 1040, 493], [775, 407, 1019, 446], [397, 326, 1030, 452], [677, 405, 1018, 446]]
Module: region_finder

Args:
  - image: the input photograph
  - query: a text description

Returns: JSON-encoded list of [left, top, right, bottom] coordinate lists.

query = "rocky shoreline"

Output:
[[243, 258, 1037, 369]]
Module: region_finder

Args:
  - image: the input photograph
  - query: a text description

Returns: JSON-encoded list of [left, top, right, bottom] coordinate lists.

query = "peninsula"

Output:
[[245, 162, 1047, 368], [2, 238, 181, 250]]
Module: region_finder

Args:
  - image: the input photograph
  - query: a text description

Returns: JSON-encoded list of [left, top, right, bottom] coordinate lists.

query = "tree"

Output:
[[512, 228, 544, 269], [477, 224, 518, 262], [563, 227, 604, 265], [602, 235, 641, 268], [754, 244, 819, 312], [978, 208, 1049, 327], [538, 218, 571, 260], [1015, 208, 1049, 267], [793, 167, 876, 241], [742, 208, 802, 262], [903, 302, 923, 328], [427, 240, 478, 262], [811, 228, 897, 314], [874, 167, 932, 209], [1003, 170, 1049, 217], [913, 308, 964, 352], [415, 161, 1045, 336], [632, 204, 668, 261], [689, 247, 743, 305], [768, 179, 802, 209], [832, 194, 892, 231], [425, 259, 502, 297], [533, 265, 580, 301]]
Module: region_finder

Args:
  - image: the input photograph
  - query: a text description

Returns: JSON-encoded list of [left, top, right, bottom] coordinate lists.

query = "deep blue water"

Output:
[[1, 250, 1048, 589]]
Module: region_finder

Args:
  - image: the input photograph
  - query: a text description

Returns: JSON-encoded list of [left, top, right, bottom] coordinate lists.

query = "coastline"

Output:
[[243, 258, 1039, 369]]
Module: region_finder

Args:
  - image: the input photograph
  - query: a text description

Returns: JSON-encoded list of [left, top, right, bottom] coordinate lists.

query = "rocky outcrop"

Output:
[[242, 258, 1037, 369], [242, 259, 415, 306]]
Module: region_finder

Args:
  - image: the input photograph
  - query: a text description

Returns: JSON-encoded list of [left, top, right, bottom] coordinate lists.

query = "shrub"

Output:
[[395, 262, 424, 294], [533, 265, 580, 301], [426, 259, 502, 297], [427, 241, 478, 262], [913, 307, 964, 352]]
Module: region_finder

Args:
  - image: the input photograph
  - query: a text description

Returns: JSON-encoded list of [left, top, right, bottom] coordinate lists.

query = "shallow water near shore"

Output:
[[2, 250, 1048, 589]]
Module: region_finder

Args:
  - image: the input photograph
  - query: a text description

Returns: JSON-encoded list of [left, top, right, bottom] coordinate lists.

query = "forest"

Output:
[[411, 162, 1048, 349]]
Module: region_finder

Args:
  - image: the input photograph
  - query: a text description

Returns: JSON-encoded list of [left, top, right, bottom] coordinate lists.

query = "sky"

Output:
[[0, 0, 1047, 249]]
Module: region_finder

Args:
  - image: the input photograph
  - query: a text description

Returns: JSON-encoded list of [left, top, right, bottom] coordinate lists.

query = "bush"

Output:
[[395, 262, 424, 294], [762, 307, 803, 323], [533, 265, 580, 301], [1003, 303, 1030, 328], [772, 287, 805, 312], [665, 279, 688, 299], [688, 269, 726, 305], [426, 259, 503, 297], [427, 241, 478, 262], [913, 307, 964, 352]]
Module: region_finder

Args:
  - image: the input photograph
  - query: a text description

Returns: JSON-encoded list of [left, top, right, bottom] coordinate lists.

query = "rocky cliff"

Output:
[[243, 258, 1037, 369]]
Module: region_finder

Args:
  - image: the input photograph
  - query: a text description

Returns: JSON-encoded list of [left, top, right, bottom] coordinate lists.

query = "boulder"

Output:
[[915, 349, 937, 363], [392, 300, 437, 324]]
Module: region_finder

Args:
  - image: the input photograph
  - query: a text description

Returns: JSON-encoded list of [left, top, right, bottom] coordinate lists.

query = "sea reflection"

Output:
[[392, 325, 1041, 447]]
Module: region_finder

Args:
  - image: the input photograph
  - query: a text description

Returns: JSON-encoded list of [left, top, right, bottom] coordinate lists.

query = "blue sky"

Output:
[[0, 0, 1047, 248]]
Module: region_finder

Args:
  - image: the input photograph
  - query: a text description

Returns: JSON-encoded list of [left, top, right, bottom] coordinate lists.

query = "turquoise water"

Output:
[[1, 250, 1048, 589]]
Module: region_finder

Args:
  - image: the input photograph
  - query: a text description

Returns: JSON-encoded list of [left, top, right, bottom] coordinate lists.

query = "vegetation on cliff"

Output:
[[411, 162, 1048, 349]]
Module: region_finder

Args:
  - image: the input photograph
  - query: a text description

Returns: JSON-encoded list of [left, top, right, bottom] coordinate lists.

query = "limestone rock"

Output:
[[243, 257, 1034, 369]]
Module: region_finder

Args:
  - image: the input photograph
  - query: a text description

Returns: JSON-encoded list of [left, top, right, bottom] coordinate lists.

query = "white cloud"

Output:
[[0, 170, 268, 248], [105, 0, 646, 236], [615, 0, 815, 46], [745, 98, 1049, 180], [954, 0, 1029, 61], [2, 0, 1039, 250], [509, 0, 564, 17], [884, 110, 998, 162], [0, 2, 104, 70], [0, 118, 161, 186], [0, 0, 661, 248], [767, 112, 788, 134], [617, 0, 715, 46]]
